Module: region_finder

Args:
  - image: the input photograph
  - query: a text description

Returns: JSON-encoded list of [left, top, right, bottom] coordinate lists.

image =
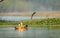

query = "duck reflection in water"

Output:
[[15, 22, 28, 31]]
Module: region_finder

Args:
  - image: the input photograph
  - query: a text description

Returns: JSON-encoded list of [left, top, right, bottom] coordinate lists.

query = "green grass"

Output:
[[0, 18, 60, 27], [21, 18, 60, 25], [0, 20, 19, 25]]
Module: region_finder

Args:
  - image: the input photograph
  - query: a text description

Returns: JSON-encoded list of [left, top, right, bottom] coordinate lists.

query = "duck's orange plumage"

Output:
[[15, 22, 28, 31], [15, 25, 26, 31]]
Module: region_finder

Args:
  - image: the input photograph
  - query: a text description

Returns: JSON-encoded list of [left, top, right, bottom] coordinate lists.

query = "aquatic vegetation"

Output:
[[0, 18, 60, 27], [0, 20, 19, 25], [21, 18, 60, 26]]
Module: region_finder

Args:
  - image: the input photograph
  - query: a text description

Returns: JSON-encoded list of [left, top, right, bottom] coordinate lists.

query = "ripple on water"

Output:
[[0, 27, 60, 38]]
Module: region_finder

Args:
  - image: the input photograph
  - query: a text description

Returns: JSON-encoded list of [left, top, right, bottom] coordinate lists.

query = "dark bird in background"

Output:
[[31, 12, 36, 19], [0, 0, 4, 2]]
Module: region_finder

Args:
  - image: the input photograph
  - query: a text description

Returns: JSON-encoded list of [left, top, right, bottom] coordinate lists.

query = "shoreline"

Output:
[[0, 18, 60, 28]]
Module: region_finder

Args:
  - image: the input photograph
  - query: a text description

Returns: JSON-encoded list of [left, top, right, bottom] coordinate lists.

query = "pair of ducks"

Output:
[[15, 22, 28, 31]]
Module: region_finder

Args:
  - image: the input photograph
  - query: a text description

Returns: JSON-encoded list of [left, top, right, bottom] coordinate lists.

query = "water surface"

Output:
[[0, 16, 42, 21], [0, 27, 60, 38]]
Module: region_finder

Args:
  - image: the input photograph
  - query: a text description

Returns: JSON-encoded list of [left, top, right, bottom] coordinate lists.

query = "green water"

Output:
[[0, 27, 60, 38]]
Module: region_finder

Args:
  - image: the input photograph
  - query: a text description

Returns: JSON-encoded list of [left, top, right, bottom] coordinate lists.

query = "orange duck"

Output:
[[15, 22, 28, 31]]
